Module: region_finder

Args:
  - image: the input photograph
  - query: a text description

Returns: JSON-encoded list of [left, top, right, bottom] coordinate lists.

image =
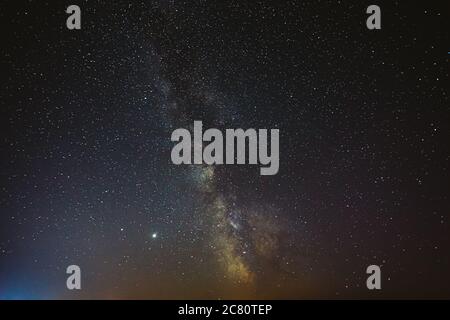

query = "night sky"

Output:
[[0, 1, 449, 299]]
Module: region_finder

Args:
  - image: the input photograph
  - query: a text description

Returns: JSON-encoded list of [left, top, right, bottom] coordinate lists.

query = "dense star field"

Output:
[[0, 1, 449, 299]]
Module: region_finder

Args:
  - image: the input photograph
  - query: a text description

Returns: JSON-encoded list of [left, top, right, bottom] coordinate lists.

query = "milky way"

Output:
[[0, 1, 449, 299]]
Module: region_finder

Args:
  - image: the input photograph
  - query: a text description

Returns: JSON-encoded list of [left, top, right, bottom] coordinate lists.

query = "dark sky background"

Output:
[[0, 0, 449, 299]]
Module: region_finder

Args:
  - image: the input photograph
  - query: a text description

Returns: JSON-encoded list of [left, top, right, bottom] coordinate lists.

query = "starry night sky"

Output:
[[0, 1, 449, 299]]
